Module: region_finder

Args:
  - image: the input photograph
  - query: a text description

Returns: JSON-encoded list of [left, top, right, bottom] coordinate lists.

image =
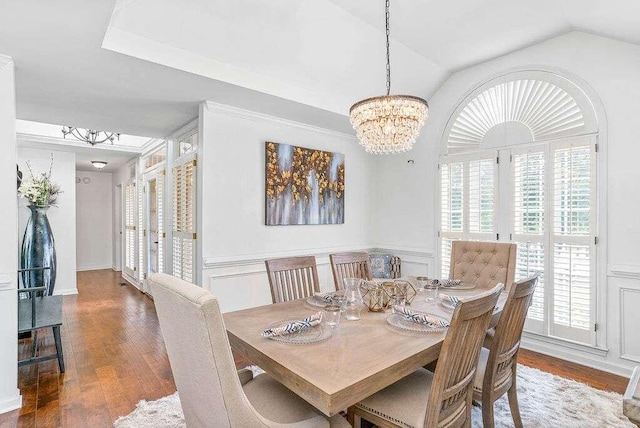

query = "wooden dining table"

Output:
[[223, 285, 507, 417]]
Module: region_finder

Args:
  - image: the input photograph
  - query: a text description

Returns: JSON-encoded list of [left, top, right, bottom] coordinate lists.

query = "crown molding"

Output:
[[203, 101, 357, 141], [17, 133, 142, 153], [0, 54, 13, 69]]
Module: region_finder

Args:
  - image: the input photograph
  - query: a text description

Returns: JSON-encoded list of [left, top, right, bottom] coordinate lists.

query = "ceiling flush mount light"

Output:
[[91, 161, 108, 169], [62, 126, 120, 146], [349, 0, 429, 155]]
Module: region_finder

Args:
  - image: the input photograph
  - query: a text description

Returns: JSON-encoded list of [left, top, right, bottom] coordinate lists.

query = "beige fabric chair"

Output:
[[150, 273, 349, 428], [450, 241, 516, 290], [265, 256, 321, 303], [349, 284, 503, 428], [473, 275, 538, 428], [329, 252, 372, 291]]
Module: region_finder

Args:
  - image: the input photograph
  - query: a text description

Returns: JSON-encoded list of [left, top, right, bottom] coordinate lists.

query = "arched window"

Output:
[[439, 70, 599, 345]]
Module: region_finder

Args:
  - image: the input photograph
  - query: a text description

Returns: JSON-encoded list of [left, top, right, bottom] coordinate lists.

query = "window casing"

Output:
[[439, 73, 599, 346]]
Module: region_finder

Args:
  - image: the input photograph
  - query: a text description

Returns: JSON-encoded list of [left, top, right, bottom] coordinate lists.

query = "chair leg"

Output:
[[352, 412, 362, 428], [482, 400, 495, 428], [507, 383, 523, 428], [52, 326, 65, 373]]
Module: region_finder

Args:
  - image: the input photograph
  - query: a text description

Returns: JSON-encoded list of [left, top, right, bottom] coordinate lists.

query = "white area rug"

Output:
[[114, 365, 634, 427]]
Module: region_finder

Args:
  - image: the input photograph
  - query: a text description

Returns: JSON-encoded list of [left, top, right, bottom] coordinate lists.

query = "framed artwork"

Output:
[[265, 142, 345, 225]]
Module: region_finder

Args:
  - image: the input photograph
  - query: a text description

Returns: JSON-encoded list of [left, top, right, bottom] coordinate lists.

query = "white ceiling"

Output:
[[1, 0, 639, 138]]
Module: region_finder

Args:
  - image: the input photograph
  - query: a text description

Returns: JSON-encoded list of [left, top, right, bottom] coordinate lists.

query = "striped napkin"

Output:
[[439, 293, 462, 305], [429, 279, 463, 287], [313, 292, 334, 302], [262, 312, 323, 337], [392, 306, 450, 328]]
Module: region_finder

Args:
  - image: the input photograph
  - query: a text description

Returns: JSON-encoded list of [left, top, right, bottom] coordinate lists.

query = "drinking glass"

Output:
[[390, 293, 406, 313], [424, 282, 439, 303], [323, 305, 341, 328]]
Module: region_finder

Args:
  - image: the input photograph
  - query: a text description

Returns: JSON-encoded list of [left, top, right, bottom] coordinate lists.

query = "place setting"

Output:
[[261, 310, 334, 345]]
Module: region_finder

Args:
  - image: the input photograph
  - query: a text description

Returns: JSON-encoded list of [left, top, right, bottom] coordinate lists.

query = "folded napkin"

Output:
[[313, 292, 334, 302], [262, 312, 323, 337], [439, 293, 462, 305], [392, 306, 450, 328], [422, 279, 463, 288]]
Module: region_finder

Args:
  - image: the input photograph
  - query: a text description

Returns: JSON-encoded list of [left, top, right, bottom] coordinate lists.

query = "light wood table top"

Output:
[[224, 288, 507, 416]]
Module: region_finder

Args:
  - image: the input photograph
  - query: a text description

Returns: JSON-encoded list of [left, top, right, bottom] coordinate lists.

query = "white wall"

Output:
[[374, 31, 640, 376], [199, 102, 377, 312], [0, 56, 21, 414], [76, 171, 113, 271], [18, 148, 77, 295]]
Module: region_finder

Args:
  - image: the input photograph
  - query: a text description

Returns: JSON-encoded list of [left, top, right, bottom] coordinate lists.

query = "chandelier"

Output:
[[349, 0, 429, 155], [62, 126, 120, 146]]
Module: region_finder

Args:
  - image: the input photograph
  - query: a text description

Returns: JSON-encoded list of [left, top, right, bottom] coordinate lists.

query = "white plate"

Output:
[[386, 313, 449, 334], [263, 319, 333, 344]]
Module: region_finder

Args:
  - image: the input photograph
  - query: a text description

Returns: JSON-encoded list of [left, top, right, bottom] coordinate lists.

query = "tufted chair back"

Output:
[[449, 241, 516, 290]]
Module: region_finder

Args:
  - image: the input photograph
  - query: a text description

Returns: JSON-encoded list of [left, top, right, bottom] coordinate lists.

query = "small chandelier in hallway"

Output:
[[62, 126, 120, 146], [349, 0, 429, 155]]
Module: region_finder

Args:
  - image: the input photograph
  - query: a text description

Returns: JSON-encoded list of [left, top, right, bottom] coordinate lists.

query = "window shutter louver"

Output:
[[172, 154, 196, 283], [550, 141, 595, 342], [157, 171, 165, 274], [124, 180, 137, 277], [512, 149, 546, 324], [439, 153, 496, 278]]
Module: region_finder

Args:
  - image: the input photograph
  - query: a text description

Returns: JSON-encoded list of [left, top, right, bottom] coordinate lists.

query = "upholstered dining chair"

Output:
[[265, 256, 321, 303], [450, 241, 517, 290], [329, 252, 372, 291], [150, 273, 349, 428], [473, 275, 538, 428], [348, 284, 503, 428]]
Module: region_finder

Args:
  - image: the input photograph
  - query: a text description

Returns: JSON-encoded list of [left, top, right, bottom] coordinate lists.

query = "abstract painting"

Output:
[[265, 142, 345, 225]]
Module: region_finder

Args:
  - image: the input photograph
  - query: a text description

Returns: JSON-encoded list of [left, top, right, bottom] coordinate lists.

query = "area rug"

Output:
[[114, 365, 634, 427]]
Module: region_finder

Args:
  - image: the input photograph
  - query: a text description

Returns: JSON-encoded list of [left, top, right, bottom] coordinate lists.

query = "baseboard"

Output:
[[53, 288, 78, 296], [521, 335, 634, 378], [0, 390, 21, 414], [77, 264, 113, 272]]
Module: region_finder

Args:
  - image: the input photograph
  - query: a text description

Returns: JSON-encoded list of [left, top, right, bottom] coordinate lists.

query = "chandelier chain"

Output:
[[385, 0, 391, 96]]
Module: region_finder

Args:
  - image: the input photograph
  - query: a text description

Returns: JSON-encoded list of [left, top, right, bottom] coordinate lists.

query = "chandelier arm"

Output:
[[385, 0, 391, 96]]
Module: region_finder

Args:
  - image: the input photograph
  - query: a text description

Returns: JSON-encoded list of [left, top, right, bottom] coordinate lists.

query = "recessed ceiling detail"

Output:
[[447, 79, 586, 152]]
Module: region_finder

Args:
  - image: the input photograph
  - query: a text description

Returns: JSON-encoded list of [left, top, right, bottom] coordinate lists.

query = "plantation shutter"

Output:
[[157, 170, 165, 274], [138, 177, 144, 281], [440, 152, 497, 277], [550, 138, 596, 343], [171, 156, 196, 283], [124, 179, 137, 277], [512, 147, 546, 332]]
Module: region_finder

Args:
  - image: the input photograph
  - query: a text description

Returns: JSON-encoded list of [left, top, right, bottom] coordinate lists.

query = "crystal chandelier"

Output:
[[61, 126, 120, 146], [349, 0, 429, 155]]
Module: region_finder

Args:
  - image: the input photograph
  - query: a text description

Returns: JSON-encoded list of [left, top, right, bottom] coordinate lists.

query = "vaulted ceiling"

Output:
[[0, 0, 638, 138]]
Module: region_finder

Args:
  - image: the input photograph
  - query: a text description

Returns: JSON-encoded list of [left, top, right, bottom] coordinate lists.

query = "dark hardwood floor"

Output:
[[0, 269, 629, 427]]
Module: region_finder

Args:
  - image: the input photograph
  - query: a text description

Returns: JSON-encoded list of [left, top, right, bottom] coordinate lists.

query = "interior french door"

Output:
[[144, 170, 165, 293]]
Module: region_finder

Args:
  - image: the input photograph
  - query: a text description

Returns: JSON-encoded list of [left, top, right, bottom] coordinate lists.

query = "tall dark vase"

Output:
[[21, 204, 57, 296]]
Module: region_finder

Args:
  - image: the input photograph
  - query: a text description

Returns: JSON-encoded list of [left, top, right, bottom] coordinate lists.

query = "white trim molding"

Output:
[[608, 264, 640, 279], [204, 101, 357, 141], [0, 389, 21, 415], [0, 274, 13, 291], [0, 55, 13, 68], [620, 287, 640, 364]]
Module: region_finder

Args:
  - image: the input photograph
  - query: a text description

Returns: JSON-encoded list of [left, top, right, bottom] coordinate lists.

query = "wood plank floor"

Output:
[[0, 269, 629, 427]]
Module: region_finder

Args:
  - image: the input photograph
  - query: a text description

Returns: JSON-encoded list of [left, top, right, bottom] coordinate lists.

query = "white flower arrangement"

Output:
[[17, 155, 62, 207]]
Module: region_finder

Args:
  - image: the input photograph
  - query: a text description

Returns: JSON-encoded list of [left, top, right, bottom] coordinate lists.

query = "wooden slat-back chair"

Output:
[[473, 275, 538, 428], [349, 284, 503, 428], [329, 252, 372, 291], [264, 256, 321, 303], [449, 241, 516, 290]]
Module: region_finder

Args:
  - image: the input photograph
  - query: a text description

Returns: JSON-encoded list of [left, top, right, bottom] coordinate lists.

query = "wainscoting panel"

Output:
[[620, 287, 640, 363], [203, 246, 435, 313]]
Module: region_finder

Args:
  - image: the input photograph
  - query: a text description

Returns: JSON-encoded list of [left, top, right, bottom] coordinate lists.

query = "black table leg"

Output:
[[52, 326, 65, 373]]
